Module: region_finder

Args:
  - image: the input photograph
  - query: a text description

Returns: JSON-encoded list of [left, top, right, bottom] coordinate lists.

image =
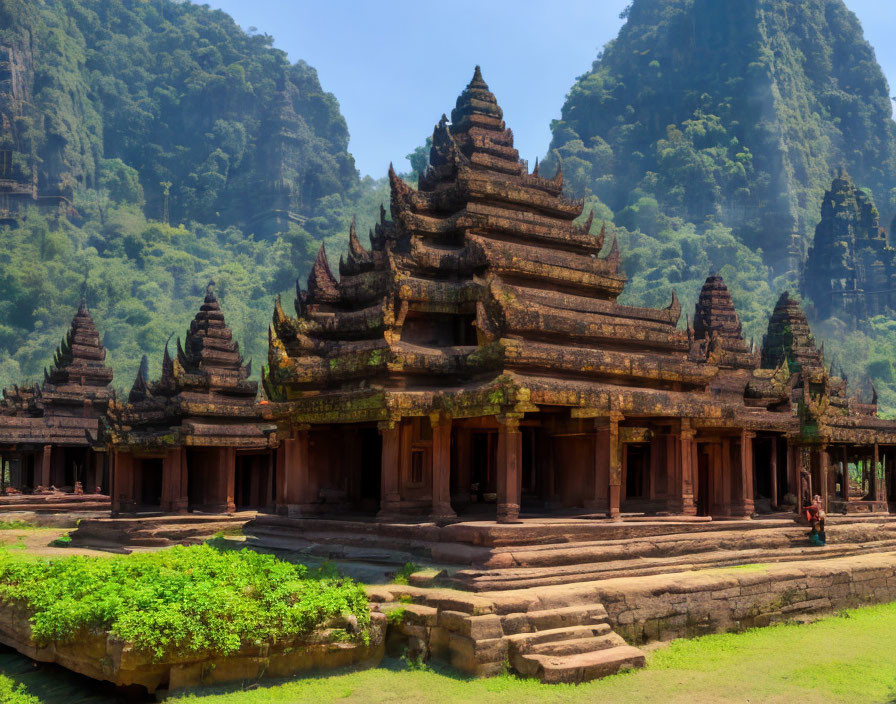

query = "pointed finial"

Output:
[[472, 65, 484, 84], [138, 354, 149, 382], [532, 157, 539, 177], [606, 235, 620, 265], [205, 280, 217, 302]]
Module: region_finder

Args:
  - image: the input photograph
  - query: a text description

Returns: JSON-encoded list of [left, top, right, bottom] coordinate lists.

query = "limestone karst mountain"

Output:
[[546, 0, 896, 278]]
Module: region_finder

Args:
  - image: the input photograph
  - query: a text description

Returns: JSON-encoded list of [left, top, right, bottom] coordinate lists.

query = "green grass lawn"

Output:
[[171, 601, 896, 704], [5, 595, 896, 703]]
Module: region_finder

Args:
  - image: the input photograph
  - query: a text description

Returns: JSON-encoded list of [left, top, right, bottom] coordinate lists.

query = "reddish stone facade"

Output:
[[105, 285, 277, 515], [260, 68, 896, 524], [0, 301, 113, 493]]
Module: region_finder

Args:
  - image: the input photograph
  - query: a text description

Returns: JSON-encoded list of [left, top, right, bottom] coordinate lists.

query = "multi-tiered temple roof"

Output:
[[0, 301, 113, 446], [106, 285, 275, 450], [265, 68, 724, 423]]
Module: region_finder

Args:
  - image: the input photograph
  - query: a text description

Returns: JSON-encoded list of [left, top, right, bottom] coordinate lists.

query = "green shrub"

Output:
[[392, 562, 421, 585], [0, 545, 370, 660], [0, 675, 39, 704]]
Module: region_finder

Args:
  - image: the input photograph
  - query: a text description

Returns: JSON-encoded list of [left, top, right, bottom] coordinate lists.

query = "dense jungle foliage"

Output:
[[546, 0, 896, 275], [0, 0, 391, 387]]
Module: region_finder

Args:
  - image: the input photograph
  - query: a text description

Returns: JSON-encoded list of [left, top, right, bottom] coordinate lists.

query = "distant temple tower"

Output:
[[802, 170, 896, 325]]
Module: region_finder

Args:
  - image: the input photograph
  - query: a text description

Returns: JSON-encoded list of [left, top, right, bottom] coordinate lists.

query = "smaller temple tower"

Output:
[[106, 284, 277, 515], [0, 300, 114, 492], [803, 171, 896, 325]]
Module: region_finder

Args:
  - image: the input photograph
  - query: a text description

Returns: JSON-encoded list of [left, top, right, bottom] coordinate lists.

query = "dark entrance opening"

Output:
[[234, 453, 272, 510], [136, 458, 163, 509], [624, 444, 649, 502], [753, 438, 772, 512], [357, 427, 382, 512], [470, 431, 497, 505], [696, 445, 711, 517]]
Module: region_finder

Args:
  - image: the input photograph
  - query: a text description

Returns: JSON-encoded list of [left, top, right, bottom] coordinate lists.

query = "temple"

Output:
[[105, 284, 278, 515], [2, 69, 896, 527], [258, 68, 896, 525], [802, 170, 896, 326], [0, 300, 113, 493]]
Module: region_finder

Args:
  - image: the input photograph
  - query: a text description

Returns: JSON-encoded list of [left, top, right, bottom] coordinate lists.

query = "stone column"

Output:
[[842, 446, 850, 501], [720, 437, 733, 517], [667, 421, 697, 515], [111, 450, 135, 516], [161, 447, 188, 514], [585, 420, 610, 512], [770, 436, 778, 509], [608, 412, 623, 520], [377, 420, 401, 519], [225, 447, 236, 513], [206, 447, 236, 514], [276, 426, 311, 516], [819, 445, 830, 512], [875, 443, 885, 503], [729, 430, 755, 518], [496, 414, 523, 524], [430, 413, 456, 520], [39, 445, 52, 488]]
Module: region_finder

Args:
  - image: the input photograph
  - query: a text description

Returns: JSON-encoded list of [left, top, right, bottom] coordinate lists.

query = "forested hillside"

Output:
[[546, 0, 896, 278], [0, 0, 386, 389], [545, 0, 896, 413]]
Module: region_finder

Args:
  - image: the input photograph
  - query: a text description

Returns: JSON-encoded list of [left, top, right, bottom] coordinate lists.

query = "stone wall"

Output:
[[588, 552, 896, 644]]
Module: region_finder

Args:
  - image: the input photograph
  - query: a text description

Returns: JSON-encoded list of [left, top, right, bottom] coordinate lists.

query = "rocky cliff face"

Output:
[[547, 0, 896, 277], [0, 0, 358, 233]]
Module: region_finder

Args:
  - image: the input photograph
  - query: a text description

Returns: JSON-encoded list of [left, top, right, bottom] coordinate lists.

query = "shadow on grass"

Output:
[[169, 656, 482, 700]]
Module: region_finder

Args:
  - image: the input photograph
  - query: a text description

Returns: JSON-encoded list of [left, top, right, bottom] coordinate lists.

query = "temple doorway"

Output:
[[354, 427, 381, 513], [469, 431, 498, 506], [134, 457, 163, 510], [622, 443, 650, 511], [753, 438, 773, 513], [696, 445, 711, 517], [234, 452, 273, 510]]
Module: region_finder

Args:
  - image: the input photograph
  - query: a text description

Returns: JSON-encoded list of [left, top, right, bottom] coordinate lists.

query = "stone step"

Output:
[[506, 625, 607, 654], [524, 604, 609, 631], [528, 632, 628, 657], [456, 539, 896, 590], [476, 524, 896, 569], [519, 645, 647, 684]]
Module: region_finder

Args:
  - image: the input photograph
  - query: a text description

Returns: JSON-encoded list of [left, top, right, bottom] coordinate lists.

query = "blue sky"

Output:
[[199, 0, 896, 178]]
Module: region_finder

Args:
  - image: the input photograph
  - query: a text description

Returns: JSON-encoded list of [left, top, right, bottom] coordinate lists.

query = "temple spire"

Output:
[[306, 242, 340, 305]]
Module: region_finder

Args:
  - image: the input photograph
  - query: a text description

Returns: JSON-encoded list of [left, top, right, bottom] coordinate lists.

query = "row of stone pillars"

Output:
[[274, 415, 716, 523], [378, 413, 525, 523]]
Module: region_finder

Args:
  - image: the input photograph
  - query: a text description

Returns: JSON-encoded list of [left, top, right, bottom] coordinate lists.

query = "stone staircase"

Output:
[[369, 584, 645, 683], [504, 609, 645, 683]]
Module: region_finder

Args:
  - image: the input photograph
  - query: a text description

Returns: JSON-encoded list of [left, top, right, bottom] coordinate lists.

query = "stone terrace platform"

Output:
[[367, 550, 896, 682], [0, 492, 110, 513], [69, 512, 257, 550], [247, 513, 896, 592]]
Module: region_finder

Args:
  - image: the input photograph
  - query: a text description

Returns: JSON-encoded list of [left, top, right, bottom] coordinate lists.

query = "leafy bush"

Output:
[[392, 562, 421, 586], [0, 545, 370, 660], [0, 676, 38, 704]]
